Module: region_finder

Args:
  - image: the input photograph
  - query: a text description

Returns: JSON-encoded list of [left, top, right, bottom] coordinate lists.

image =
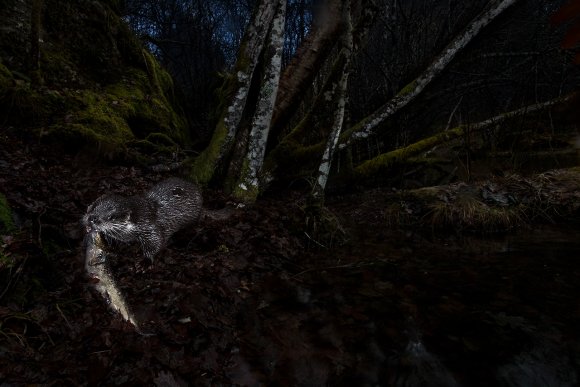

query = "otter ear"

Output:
[[171, 187, 185, 197]]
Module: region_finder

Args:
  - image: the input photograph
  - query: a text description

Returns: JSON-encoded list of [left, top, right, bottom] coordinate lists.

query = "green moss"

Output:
[[231, 157, 260, 202], [232, 180, 259, 203], [209, 71, 237, 127], [340, 115, 369, 142], [354, 126, 465, 178], [0, 193, 15, 233], [2, 58, 182, 149], [399, 80, 418, 96], [0, 0, 188, 160], [127, 139, 168, 155], [39, 58, 188, 156], [40, 87, 133, 154], [142, 50, 174, 97], [104, 64, 186, 140], [126, 133, 180, 158], [145, 133, 177, 147], [190, 36, 258, 186], [190, 119, 228, 184]]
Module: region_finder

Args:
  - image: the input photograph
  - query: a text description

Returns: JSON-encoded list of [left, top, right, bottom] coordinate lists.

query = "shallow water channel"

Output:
[[228, 225, 580, 386]]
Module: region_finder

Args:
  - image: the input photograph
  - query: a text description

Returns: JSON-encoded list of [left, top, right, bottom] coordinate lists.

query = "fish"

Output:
[[84, 230, 153, 335]]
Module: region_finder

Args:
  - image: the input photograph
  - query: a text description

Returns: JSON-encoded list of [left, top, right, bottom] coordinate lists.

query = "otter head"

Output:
[[83, 195, 137, 242]]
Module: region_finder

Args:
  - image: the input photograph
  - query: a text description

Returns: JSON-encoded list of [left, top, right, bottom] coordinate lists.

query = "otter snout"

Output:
[[83, 214, 99, 232]]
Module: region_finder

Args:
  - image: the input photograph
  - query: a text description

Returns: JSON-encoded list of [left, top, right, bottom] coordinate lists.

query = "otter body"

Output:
[[83, 178, 202, 261]]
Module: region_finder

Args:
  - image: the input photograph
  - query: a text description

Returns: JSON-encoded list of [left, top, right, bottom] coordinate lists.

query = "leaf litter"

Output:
[[1, 131, 579, 386]]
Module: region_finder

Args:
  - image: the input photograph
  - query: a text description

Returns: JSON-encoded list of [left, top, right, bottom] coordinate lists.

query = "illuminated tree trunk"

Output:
[[312, 2, 353, 199], [233, 0, 287, 202], [190, 0, 277, 184]]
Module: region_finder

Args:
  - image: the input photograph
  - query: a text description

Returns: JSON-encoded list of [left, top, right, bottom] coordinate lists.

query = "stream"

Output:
[[228, 225, 580, 386]]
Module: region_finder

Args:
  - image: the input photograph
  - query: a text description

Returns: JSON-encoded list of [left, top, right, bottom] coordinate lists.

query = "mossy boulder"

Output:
[[0, 0, 188, 159]]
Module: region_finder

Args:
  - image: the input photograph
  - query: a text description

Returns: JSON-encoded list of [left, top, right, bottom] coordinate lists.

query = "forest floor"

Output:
[[1, 130, 579, 386]]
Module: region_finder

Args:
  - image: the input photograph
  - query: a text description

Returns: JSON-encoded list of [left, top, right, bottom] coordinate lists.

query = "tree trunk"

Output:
[[269, 0, 343, 140], [341, 0, 520, 146], [312, 1, 353, 199], [190, 0, 277, 184], [233, 0, 287, 203], [353, 93, 573, 178], [263, 1, 377, 183]]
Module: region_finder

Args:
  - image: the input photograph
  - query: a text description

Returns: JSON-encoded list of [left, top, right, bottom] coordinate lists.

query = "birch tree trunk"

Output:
[[312, 2, 353, 199], [354, 93, 573, 178], [263, 1, 377, 184], [340, 0, 519, 147], [233, 0, 287, 203], [190, 0, 277, 184]]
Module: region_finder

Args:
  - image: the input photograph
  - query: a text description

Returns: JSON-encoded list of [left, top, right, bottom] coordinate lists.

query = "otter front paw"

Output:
[[139, 235, 162, 264]]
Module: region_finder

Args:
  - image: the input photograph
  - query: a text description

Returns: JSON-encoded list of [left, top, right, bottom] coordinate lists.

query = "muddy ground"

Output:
[[1, 130, 579, 386]]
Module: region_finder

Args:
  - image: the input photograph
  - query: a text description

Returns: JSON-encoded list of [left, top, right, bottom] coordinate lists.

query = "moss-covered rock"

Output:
[[0, 0, 189, 159]]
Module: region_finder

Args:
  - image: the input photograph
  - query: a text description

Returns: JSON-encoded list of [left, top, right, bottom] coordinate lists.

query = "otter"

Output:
[[83, 177, 203, 261]]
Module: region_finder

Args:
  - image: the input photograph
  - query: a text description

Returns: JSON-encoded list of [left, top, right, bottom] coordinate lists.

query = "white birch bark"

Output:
[[354, 93, 573, 178], [234, 0, 287, 201], [341, 0, 519, 147], [312, 2, 353, 199], [192, 0, 277, 183]]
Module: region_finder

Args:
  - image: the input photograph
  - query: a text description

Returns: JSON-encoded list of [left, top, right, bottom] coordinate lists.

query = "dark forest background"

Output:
[[122, 0, 580, 199], [123, 0, 575, 141], [1, 0, 579, 199]]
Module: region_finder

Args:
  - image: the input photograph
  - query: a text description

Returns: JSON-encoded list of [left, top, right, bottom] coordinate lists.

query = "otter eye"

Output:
[[172, 187, 185, 197]]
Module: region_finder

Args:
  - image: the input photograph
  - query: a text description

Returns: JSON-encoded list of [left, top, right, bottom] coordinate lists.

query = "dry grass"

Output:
[[382, 168, 580, 233], [428, 193, 526, 232]]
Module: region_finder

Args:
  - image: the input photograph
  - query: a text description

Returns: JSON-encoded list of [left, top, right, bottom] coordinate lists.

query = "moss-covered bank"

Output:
[[0, 0, 188, 159]]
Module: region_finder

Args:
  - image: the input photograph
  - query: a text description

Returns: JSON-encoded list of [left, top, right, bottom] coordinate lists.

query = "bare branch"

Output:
[[341, 0, 520, 147]]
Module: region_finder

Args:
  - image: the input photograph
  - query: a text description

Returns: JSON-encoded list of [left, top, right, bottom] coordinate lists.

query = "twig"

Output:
[[0, 255, 28, 301], [56, 303, 73, 330], [303, 231, 326, 248], [291, 261, 381, 279]]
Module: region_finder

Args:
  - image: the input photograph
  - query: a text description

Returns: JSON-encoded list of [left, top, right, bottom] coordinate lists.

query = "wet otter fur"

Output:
[[83, 178, 203, 261]]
